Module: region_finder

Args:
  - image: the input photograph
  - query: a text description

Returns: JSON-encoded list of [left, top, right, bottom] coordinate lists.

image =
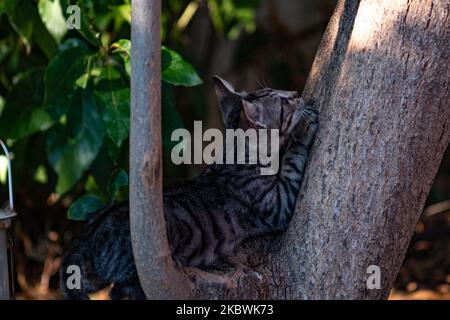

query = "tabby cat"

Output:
[[60, 76, 318, 299]]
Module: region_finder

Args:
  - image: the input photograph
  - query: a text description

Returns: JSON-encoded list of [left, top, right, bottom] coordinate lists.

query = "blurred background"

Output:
[[0, 0, 448, 299]]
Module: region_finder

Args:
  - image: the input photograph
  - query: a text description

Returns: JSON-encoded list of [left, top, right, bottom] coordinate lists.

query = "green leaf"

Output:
[[103, 135, 121, 162], [115, 4, 131, 24], [162, 82, 185, 150], [0, 39, 10, 64], [47, 84, 104, 195], [95, 66, 130, 147], [107, 168, 128, 200], [206, 0, 224, 34], [6, 0, 57, 58], [58, 0, 101, 46], [112, 41, 203, 86], [0, 68, 53, 139], [75, 73, 89, 89], [111, 39, 131, 77], [0, 0, 16, 17], [38, 0, 67, 43], [7, 0, 37, 52], [61, 1, 101, 47], [67, 194, 104, 221], [89, 142, 116, 194], [43, 40, 92, 119], [84, 175, 108, 202], [162, 46, 203, 86], [0, 95, 4, 116], [112, 39, 130, 54], [75, 51, 98, 89], [32, 14, 59, 59]]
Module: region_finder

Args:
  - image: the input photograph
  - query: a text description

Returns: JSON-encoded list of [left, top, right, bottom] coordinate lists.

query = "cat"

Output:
[[60, 76, 318, 300]]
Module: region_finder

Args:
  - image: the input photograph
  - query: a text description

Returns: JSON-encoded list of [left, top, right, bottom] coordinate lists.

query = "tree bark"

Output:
[[130, 0, 192, 299], [287, 0, 450, 299], [131, 0, 450, 299]]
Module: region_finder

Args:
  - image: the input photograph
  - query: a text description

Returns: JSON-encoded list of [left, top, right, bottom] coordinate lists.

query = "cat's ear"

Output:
[[213, 76, 242, 129], [242, 100, 266, 129]]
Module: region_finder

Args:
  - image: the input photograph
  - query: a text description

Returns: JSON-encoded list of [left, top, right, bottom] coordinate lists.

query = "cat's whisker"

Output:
[[301, 107, 317, 125], [300, 109, 313, 124]]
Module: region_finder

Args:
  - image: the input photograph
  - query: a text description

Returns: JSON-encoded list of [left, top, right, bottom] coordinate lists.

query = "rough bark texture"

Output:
[[274, 0, 450, 299], [131, 0, 450, 299], [130, 0, 192, 299]]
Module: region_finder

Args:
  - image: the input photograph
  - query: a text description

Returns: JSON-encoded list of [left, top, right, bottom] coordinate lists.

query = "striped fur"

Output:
[[60, 77, 318, 299]]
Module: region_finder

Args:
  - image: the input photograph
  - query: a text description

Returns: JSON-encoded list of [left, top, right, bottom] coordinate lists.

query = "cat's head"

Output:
[[213, 76, 308, 145]]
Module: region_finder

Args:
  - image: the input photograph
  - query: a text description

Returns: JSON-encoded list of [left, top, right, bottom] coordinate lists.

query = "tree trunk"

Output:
[[130, 0, 450, 299], [130, 0, 192, 299], [273, 0, 450, 299]]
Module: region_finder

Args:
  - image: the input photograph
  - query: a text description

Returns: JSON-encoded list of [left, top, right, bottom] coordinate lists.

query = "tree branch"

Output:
[[130, 0, 191, 299]]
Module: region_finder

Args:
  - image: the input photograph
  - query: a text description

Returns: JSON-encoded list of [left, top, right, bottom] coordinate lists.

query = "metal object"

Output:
[[0, 139, 16, 300]]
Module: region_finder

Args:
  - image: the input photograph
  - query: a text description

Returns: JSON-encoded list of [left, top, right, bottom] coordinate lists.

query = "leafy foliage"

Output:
[[162, 46, 203, 86], [0, 68, 52, 139], [46, 84, 104, 194], [67, 194, 104, 221], [107, 168, 128, 201], [161, 0, 259, 42], [0, 0, 258, 221]]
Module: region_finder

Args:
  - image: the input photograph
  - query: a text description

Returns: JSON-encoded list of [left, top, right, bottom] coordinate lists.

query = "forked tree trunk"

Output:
[[130, 0, 450, 299]]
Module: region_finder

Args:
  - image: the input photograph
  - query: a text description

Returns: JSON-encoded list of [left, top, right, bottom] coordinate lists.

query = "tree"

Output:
[[130, 0, 450, 299]]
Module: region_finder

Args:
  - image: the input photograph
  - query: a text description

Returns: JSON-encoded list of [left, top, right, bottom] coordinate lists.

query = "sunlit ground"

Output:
[[389, 287, 450, 300]]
